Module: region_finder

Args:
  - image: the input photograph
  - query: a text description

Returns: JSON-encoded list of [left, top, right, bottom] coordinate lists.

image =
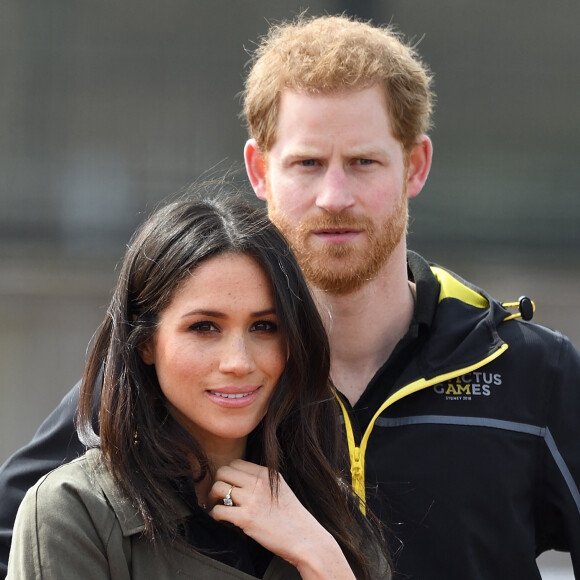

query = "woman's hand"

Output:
[[209, 459, 356, 580]]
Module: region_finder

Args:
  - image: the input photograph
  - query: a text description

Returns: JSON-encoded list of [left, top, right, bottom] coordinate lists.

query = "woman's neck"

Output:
[[194, 436, 247, 510]]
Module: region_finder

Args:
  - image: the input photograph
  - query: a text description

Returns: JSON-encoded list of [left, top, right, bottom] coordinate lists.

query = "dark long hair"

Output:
[[77, 186, 388, 578]]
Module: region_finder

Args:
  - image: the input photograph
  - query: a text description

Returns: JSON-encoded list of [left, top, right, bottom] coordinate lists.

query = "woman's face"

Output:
[[142, 253, 286, 452]]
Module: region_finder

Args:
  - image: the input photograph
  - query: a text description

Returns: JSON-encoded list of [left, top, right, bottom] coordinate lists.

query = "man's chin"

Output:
[[299, 260, 371, 296], [308, 274, 369, 296]]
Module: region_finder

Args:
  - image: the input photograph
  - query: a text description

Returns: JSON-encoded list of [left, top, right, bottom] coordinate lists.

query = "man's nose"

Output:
[[219, 335, 256, 375], [315, 167, 355, 214]]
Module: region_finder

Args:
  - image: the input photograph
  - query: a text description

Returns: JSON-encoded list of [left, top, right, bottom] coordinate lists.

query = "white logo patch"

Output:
[[433, 372, 502, 401]]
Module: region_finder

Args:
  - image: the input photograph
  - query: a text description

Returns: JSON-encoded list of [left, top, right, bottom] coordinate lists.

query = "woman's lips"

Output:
[[212, 391, 252, 399], [206, 386, 261, 407]]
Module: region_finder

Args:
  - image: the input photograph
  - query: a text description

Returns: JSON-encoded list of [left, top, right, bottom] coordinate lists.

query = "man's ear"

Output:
[[244, 139, 269, 201], [406, 135, 433, 199]]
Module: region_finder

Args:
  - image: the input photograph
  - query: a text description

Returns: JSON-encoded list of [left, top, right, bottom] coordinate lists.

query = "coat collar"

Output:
[[84, 448, 192, 537]]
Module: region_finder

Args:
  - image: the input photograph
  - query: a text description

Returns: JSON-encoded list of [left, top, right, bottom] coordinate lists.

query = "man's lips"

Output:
[[312, 228, 362, 242]]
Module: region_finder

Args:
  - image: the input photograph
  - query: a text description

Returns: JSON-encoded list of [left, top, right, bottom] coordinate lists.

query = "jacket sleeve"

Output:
[[538, 333, 580, 574], [6, 458, 120, 580], [0, 381, 88, 577]]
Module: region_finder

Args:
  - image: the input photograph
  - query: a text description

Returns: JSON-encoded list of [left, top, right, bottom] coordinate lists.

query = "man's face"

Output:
[[250, 85, 418, 295]]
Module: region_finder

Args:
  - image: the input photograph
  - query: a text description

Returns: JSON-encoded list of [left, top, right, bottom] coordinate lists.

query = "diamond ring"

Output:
[[223, 485, 234, 507]]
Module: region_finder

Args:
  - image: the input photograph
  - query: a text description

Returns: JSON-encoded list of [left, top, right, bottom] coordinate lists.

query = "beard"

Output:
[[268, 193, 408, 296]]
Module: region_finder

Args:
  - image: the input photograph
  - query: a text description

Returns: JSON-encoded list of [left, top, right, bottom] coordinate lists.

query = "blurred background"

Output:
[[1, 1, 578, 576]]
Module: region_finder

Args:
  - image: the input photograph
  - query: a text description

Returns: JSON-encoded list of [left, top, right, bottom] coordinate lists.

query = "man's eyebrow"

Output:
[[284, 145, 390, 158], [349, 146, 390, 158], [282, 147, 320, 158]]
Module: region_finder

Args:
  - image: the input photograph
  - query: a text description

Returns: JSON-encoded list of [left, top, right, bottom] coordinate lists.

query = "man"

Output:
[[242, 15, 580, 578], [1, 15, 579, 578]]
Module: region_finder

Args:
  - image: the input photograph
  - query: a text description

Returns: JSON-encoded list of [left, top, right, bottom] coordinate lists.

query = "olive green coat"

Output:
[[6, 449, 299, 579]]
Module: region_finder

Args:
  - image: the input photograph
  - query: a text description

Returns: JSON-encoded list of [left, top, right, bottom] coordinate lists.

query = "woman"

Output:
[[7, 190, 389, 579]]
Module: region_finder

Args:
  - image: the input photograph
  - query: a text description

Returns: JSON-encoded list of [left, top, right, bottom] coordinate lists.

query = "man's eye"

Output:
[[358, 158, 374, 165], [300, 159, 317, 166]]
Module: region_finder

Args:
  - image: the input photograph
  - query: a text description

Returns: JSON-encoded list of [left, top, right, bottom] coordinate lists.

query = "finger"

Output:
[[211, 465, 269, 503], [210, 501, 239, 522], [226, 458, 264, 475], [215, 460, 268, 485], [208, 480, 239, 508]]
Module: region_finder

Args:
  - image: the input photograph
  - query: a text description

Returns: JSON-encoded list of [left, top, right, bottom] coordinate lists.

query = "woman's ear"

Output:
[[244, 139, 269, 201], [140, 339, 155, 366]]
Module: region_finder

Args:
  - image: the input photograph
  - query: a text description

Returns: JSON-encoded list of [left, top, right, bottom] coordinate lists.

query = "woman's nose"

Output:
[[218, 335, 257, 375]]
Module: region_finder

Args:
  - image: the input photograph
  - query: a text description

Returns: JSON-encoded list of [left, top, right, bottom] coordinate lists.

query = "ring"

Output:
[[223, 485, 234, 507]]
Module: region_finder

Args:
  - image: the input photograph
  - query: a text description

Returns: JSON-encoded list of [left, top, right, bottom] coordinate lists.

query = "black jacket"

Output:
[[336, 252, 580, 578], [2, 252, 579, 579]]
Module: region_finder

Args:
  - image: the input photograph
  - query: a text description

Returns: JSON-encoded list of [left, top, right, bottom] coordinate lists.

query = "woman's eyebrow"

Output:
[[181, 307, 277, 319]]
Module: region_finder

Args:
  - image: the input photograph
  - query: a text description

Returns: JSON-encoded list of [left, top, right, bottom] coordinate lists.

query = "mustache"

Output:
[[298, 214, 373, 230]]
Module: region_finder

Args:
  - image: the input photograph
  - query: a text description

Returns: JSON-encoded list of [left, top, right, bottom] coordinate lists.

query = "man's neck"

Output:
[[313, 247, 414, 407]]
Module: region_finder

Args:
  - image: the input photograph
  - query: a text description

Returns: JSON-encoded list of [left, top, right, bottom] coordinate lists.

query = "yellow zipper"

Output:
[[334, 343, 509, 513]]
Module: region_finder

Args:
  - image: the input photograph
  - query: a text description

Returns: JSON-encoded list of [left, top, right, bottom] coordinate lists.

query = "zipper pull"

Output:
[[351, 447, 366, 514], [502, 296, 535, 321]]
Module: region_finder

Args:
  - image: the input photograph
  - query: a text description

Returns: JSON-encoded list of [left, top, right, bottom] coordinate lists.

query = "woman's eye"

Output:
[[252, 320, 278, 333], [189, 321, 218, 333]]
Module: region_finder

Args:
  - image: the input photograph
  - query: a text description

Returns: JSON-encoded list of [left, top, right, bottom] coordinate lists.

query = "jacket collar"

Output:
[[84, 448, 192, 537], [407, 250, 510, 378]]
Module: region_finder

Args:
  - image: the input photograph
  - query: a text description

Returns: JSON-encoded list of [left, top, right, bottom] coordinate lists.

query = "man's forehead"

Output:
[[273, 88, 395, 149], [276, 86, 391, 124]]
